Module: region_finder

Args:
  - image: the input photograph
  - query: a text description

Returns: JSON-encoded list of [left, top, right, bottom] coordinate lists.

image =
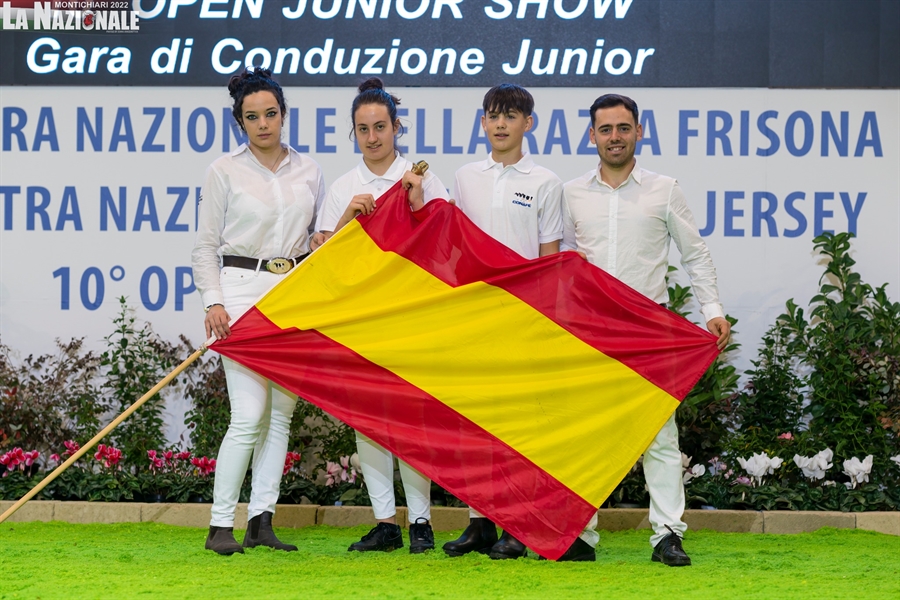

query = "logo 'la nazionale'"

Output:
[[1, 1, 140, 32]]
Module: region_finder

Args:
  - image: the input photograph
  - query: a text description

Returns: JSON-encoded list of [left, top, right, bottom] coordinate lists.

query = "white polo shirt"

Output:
[[316, 153, 448, 233], [192, 144, 325, 309], [453, 154, 563, 260], [562, 161, 725, 323]]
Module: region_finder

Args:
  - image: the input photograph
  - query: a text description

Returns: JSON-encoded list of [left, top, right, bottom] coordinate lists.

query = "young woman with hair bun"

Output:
[[311, 76, 447, 554], [192, 67, 325, 555]]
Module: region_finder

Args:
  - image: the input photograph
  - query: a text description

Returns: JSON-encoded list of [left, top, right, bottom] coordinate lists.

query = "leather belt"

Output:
[[222, 254, 308, 274]]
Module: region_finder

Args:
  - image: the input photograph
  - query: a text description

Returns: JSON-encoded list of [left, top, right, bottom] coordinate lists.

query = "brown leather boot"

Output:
[[242, 511, 298, 551], [205, 526, 244, 555]]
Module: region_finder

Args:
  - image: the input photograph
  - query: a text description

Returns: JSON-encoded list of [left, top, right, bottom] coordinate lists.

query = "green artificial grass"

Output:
[[0, 523, 897, 599]]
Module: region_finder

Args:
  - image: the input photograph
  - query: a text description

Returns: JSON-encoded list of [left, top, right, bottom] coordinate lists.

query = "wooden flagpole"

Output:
[[0, 346, 207, 525]]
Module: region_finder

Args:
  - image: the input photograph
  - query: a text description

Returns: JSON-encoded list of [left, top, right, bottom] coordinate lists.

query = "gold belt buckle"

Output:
[[266, 257, 293, 274]]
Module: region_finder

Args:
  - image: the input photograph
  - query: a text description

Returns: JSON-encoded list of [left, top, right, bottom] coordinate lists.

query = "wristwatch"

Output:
[[204, 303, 223, 313]]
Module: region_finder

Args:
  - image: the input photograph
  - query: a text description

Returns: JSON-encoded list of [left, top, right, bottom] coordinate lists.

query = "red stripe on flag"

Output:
[[214, 307, 597, 560], [359, 183, 718, 400]]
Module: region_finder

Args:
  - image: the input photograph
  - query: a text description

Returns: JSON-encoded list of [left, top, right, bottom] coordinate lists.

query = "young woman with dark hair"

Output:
[[311, 77, 447, 554], [192, 67, 325, 555]]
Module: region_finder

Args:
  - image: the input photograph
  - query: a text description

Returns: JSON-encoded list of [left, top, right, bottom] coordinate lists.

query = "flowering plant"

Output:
[[793, 449, 834, 481], [94, 444, 123, 470], [138, 449, 216, 502], [324, 455, 359, 487], [842, 455, 873, 489], [681, 454, 706, 485], [737, 452, 784, 487], [0, 448, 40, 478]]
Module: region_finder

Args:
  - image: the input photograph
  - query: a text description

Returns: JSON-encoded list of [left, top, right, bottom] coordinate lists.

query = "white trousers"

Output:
[[210, 267, 298, 528], [582, 413, 687, 548], [356, 432, 431, 524]]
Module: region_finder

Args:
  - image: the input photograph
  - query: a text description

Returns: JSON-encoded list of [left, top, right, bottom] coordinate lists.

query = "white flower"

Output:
[[793, 448, 834, 481], [737, 452, 784, 486], [842, 455, 873, 489], [890, 455, 900, 468], [681, 453, 692, 470], [683, 464, 706, 485]]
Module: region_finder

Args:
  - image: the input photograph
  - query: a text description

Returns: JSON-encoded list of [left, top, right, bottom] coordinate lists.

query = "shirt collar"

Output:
[[594, 159, 642, 188], [357, 152, 403, 185], [232, 143, 293, 171], [482, 153, 535, 174]]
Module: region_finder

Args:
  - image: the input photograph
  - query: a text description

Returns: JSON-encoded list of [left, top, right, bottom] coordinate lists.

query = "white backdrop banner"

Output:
[[1, 86, 898, 379]]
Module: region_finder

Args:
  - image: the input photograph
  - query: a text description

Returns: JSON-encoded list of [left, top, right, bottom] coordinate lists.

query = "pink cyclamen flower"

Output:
[[63, 440, 80, 457], [777, 432, 794, 441], [325, 461, 343, 487], [23, 450, 39, 466], [191, 456, 216, 476], [175, 451, 191, 461], [2, 448, 26, 471], [95, 444, 123, 468], [283, 452, 302, 476], [338, 456, 358, 484], [50, 454, 61, 463], [734, 476, 752, 485]]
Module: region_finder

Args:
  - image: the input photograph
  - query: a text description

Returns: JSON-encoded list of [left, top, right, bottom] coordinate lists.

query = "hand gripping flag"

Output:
[[210, 181, 720, 559]]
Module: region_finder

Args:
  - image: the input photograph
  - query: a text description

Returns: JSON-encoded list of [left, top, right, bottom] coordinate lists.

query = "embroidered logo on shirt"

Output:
[[512, 192, 533, 208]]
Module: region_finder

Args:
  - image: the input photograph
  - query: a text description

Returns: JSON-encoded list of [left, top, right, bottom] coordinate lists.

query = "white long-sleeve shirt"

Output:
[[191, 143, 326, 309], [562, 161, 725, 323]]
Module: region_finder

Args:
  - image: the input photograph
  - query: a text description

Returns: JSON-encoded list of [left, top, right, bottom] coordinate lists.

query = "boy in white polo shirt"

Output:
[[452, 84, 562, 261], [442, 84, 592, 562]]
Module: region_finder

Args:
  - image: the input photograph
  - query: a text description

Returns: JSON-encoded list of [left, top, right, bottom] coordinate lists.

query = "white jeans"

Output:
[[356, 432, 431, 524], [582, 413, 687, 548], [210, 267, 298, 528]]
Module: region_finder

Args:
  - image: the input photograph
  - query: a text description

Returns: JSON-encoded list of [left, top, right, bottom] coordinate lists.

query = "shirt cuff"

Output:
[[201, 290, 225, 311], [700, 302, 726, 323]]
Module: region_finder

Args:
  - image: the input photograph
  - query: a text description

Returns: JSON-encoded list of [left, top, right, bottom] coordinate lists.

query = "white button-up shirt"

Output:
[[316, 153, 447, 233], [192, 144, 326, 309], [454, 154, 563, 260], [562, 161, 725, 323]]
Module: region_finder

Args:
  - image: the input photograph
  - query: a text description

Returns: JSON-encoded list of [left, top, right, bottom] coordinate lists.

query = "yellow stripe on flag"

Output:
[[258, 221, 678, 505]]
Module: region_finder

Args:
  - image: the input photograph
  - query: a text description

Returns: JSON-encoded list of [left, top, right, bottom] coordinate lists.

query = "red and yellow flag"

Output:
[[211, 182, 719, 559]]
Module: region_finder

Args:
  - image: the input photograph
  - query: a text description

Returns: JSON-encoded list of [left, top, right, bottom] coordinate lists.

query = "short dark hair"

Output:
[[351, 77, 401, 132], [589, 94, 639, 126], [482, 83, 534, 116], [227, 67, 286, 132]]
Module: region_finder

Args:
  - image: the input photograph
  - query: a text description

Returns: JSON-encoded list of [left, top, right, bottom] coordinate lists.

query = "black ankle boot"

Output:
[[409, 518, 435, 554], [489, 530, 527, 560], [242, 511, 298, 551], [348, 522, 404, 552], [205, 526, 244, 555], [442, 517, 498, 556]]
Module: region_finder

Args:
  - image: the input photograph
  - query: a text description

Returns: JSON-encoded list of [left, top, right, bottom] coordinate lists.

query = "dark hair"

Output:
[[351, 77, 401, 133], [228, 67, 287, 132], [482, 83, 534, 116], [589, 94, 639, 126]]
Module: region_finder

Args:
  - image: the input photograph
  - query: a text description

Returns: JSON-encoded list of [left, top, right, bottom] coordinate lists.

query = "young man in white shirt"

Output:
[[443, 83, 589, 561], [562, 93, 732, 567]]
